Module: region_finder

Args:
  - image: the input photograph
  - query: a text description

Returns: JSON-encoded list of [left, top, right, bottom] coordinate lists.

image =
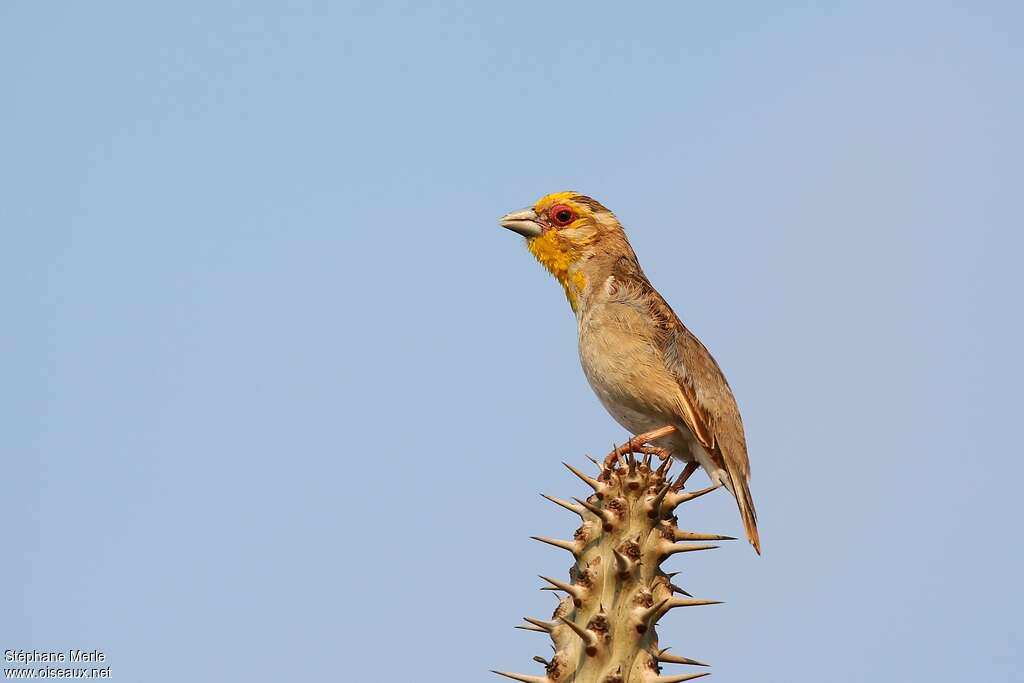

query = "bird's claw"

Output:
[[601, 426, 677, 472]]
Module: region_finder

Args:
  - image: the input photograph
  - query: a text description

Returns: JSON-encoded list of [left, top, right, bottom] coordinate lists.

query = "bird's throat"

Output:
[[527, 231, 587, 312]]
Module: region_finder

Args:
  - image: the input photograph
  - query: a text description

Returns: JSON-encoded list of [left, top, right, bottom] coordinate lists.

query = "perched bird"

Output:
[[500, 192, 760, 553]]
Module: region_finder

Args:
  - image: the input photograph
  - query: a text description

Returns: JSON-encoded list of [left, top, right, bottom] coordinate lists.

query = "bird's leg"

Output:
[[634, 445, 672, 462], [601, 425, 677, 470], [670, 462, 700, 491]]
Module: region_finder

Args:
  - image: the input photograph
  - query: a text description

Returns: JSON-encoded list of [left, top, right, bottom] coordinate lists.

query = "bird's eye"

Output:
[[549, 205, 575, 227]]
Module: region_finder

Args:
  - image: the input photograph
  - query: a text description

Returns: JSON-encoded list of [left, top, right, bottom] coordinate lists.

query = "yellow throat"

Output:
[[527, 230, 589, 312]]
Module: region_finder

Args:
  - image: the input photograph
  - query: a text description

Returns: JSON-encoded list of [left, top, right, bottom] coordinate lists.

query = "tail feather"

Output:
[[725, 466, 760, 554]]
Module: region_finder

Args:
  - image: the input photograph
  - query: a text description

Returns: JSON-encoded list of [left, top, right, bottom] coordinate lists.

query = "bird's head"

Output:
[[499, 191, 631, 310]]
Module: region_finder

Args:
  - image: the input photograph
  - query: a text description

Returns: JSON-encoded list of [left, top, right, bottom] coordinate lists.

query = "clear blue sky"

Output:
[[2, 2, 1021, 681]]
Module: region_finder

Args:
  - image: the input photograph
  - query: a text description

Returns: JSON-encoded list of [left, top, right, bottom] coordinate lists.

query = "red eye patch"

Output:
[[549, 204, 575, 227]]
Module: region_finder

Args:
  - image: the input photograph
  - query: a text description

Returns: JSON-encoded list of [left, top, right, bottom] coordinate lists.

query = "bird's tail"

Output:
[[725, 465, 760, 555]]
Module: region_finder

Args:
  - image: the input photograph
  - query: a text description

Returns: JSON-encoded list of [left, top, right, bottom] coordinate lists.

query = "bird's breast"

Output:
[[577, 301, 684, 434]]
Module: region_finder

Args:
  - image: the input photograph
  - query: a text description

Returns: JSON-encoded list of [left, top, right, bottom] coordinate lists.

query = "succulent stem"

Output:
[[500, 450, 729, 682]]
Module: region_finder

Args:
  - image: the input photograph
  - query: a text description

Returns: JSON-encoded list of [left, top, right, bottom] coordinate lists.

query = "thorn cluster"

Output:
[[495, 448, 732, 683]]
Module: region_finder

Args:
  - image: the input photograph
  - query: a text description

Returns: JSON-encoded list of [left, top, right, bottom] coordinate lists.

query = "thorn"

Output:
[[532, 656, 550, 667], [558, 616, 597, 647], [540, 493, 584, 517], [673, 530, 736, 542], [656, 649, 710, 667], [585, 454, 600, 468], [648, 674, 710, 683], [680, 483, 720, 500], [539, 575, 584, 602], [662, 597, 723, 613], [573, 497, 614, 529], [627, 452, 637, 475], [613, 548, 633, 577], [656, 454, 674, 476], [668, 582, 693, 597], [563, 461, 601, 493], [522, 617, 555, 632], [491, 671, 549, 683], [602, 440, 626, 473], [529, 536, 578, 556], [642, 452, 653, 469], [661, 543, 719, 557], [665, 484, 719, 509], [646, 482, 672, 519], [637, 597, 670, 629], [515, 624, 547, 633], [573, 496, 610, 520], [605, 442, 622, 470]]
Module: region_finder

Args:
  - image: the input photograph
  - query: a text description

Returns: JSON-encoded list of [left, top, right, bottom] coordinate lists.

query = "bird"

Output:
[[499, 191, 760, 553]]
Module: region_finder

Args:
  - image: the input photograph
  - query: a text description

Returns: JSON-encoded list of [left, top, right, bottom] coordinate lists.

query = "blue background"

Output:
[[2, 2, 1021, 681]]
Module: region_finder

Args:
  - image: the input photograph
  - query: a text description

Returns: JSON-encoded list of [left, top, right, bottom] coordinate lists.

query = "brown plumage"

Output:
[[500, 191, 760, 553]]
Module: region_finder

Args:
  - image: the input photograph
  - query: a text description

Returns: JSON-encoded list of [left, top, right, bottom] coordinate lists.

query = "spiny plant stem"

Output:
[[495, 445, 734, 683]]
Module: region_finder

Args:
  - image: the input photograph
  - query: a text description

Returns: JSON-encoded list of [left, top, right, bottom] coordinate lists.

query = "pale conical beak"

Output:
[[499, 207, 543, 238]]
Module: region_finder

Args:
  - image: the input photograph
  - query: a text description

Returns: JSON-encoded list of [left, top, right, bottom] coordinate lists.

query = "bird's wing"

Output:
[[653, 297, 747, 476], [609, 258, 748, 470], [609, 256, 760, 552], [649, 291, 760, 552]]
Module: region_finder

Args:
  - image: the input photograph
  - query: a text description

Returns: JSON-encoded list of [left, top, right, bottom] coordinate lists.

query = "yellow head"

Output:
[[499, 191, 627, 311]]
